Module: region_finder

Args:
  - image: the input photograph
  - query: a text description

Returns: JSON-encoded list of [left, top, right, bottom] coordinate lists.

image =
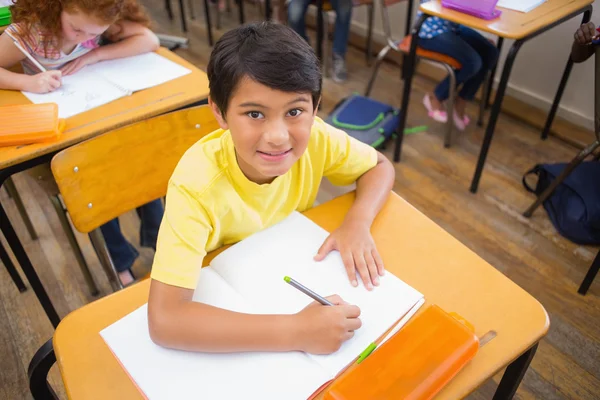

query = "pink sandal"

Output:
[[452, 110, 471, 131], [423, 94, 448, 123]]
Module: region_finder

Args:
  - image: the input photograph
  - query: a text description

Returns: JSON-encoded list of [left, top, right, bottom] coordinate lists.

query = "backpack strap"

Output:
[[522, 165, 542, 194]]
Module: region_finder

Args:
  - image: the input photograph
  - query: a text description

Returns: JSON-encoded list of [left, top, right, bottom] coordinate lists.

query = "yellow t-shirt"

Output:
[[151, 117, 378, 289]]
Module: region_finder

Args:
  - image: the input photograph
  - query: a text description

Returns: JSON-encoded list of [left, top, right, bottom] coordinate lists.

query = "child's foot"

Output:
[[423, 94, 447, 123], [452, 109, 471, 131], [118, 269, 135, 287], [332, 54, 347, 83]]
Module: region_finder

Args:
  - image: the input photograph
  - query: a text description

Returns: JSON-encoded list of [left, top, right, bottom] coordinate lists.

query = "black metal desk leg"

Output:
[[485, 37, 503, 109], [470, 40, 524, 193], [0, 239, 27, 292], [492, 343, 538, 399], [0, 203, 60, 328], [541, 9, 591, 140], [394, 13, 429, 162]]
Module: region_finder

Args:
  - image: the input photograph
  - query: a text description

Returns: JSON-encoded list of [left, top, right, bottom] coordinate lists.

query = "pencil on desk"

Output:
[[5, 30, 47, 73]]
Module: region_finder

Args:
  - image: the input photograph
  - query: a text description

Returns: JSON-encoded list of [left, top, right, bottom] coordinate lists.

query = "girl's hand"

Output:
[[25, 71, 62, 93], [60, 50, 101, 76]]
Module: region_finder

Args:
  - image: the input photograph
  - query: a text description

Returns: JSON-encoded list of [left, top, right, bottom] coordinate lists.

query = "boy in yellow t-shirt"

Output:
[[148, 22, 395, 355]]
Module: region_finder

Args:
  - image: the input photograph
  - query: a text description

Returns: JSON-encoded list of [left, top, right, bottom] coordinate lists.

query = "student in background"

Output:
[[0, 0, 162, 286], [572, 22, 597, 63], [416, 0, 498, 131], [287, 0, 353, 83], [147, 22, 395, 354]]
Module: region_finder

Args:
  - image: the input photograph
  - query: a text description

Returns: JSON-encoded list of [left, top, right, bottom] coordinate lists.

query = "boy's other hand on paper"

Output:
[[314, 220, 385, 291], [25, 70, 62, 93], [294, 295, 361, 354], [575, 22, 597, 45]]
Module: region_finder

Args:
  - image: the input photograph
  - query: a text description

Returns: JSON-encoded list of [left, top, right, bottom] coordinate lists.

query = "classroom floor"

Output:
[[1, 2, 599, 399]]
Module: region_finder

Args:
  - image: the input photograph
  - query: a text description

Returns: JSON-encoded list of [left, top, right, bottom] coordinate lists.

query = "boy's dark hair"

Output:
[[207, 22, 322, 116]]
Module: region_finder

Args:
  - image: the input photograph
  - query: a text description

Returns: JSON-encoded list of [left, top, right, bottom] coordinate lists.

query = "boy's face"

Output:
[[210, 77, 318, 185]]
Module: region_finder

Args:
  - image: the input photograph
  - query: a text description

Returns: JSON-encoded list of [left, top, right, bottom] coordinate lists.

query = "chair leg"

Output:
[[0, 239, 27, 292], [188, 0, 196, 19], [203, 0, 214, 46], [238, 0, 245, 24], [444, 65, 456, 148], [165, 0, 174, 19], [365, 4, 374, 66], [88, 229, 123, 292], [523, 140, 600, 217], [579, 249, 600, 295], [50, 195, 99, 297], [5, 177, 38, 241], [478, 71, 490, 127], [28, 338, 58, 400], [364, 45, 391, 97], [322, 11, 330, 77]]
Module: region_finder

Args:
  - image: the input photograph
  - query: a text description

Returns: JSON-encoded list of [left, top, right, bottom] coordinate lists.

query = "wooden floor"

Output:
[[1, 3, 600, 399]]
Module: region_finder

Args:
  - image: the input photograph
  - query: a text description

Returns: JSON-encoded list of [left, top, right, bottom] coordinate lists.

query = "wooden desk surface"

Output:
[[420, 0, 593, 40], [53, 192, 549, 399], [0, 47, 209, 170]]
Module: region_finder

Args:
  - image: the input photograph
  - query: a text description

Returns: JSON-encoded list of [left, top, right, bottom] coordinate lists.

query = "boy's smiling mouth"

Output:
[[257, 149, 293, 161]]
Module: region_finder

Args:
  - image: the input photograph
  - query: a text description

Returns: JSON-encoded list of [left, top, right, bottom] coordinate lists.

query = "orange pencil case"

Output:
[[0, 103, 66, 146], [324, 305, 479, 400]]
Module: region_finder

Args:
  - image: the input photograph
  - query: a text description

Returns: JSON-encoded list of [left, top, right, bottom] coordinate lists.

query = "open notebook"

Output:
[[497, 0, 546, 13], [22, 52, 192, 119], [101, 212, 424, 400]]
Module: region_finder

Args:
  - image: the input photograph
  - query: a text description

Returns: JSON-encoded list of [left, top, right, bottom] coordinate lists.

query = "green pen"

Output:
[[356, 342, 377, 364], [284, 276, 334, 306]]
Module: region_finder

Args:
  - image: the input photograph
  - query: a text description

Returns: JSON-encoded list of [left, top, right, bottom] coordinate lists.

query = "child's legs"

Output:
[[455, 27, 499, 100], [99, 218, 139, 273], [329, 0, 353, 57], [417, 32, 482, 102], [287, 0, 312, 42], [136, 199, 164, 250]]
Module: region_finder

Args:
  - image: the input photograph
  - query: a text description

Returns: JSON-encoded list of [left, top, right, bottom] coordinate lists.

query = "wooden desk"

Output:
[[0, 48, 209, 328], [43, 192, 548, 399], [394, 0, 593, 193]]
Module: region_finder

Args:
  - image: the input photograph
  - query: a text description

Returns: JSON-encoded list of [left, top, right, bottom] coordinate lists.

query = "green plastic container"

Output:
[[0, 6, 11, 27]]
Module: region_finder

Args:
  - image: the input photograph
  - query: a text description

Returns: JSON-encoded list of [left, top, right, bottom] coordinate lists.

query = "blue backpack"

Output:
[[325, 94, 400, 148], [523, 161, 600, 245]]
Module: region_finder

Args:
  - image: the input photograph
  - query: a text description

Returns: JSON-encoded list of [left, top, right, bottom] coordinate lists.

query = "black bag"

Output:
[[523, 161, 600, 245]]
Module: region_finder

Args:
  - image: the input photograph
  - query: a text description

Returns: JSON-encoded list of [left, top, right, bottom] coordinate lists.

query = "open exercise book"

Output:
[[22, 52, 191, 119], [101, 212, 424, 400]]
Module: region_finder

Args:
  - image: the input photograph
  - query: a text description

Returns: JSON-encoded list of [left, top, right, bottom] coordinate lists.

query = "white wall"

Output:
[[345, 1, 597, 130]]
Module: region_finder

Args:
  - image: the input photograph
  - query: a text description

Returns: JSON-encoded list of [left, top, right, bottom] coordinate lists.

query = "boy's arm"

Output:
[[345, 151, 395, 233], [60, 20, 159, 76], [315, 150, 395, 290], [148, 279, 361, 354]]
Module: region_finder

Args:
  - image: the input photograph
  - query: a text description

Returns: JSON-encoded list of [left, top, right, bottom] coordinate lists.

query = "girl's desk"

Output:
[[394, 0, 594, 195], [0, 47, 209, 328], [44, 192, 549, 400]]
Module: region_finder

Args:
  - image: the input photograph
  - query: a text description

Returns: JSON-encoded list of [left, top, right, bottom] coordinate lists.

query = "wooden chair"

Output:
[[365, 0, 489, 148], [50, 105, 219, 292]]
